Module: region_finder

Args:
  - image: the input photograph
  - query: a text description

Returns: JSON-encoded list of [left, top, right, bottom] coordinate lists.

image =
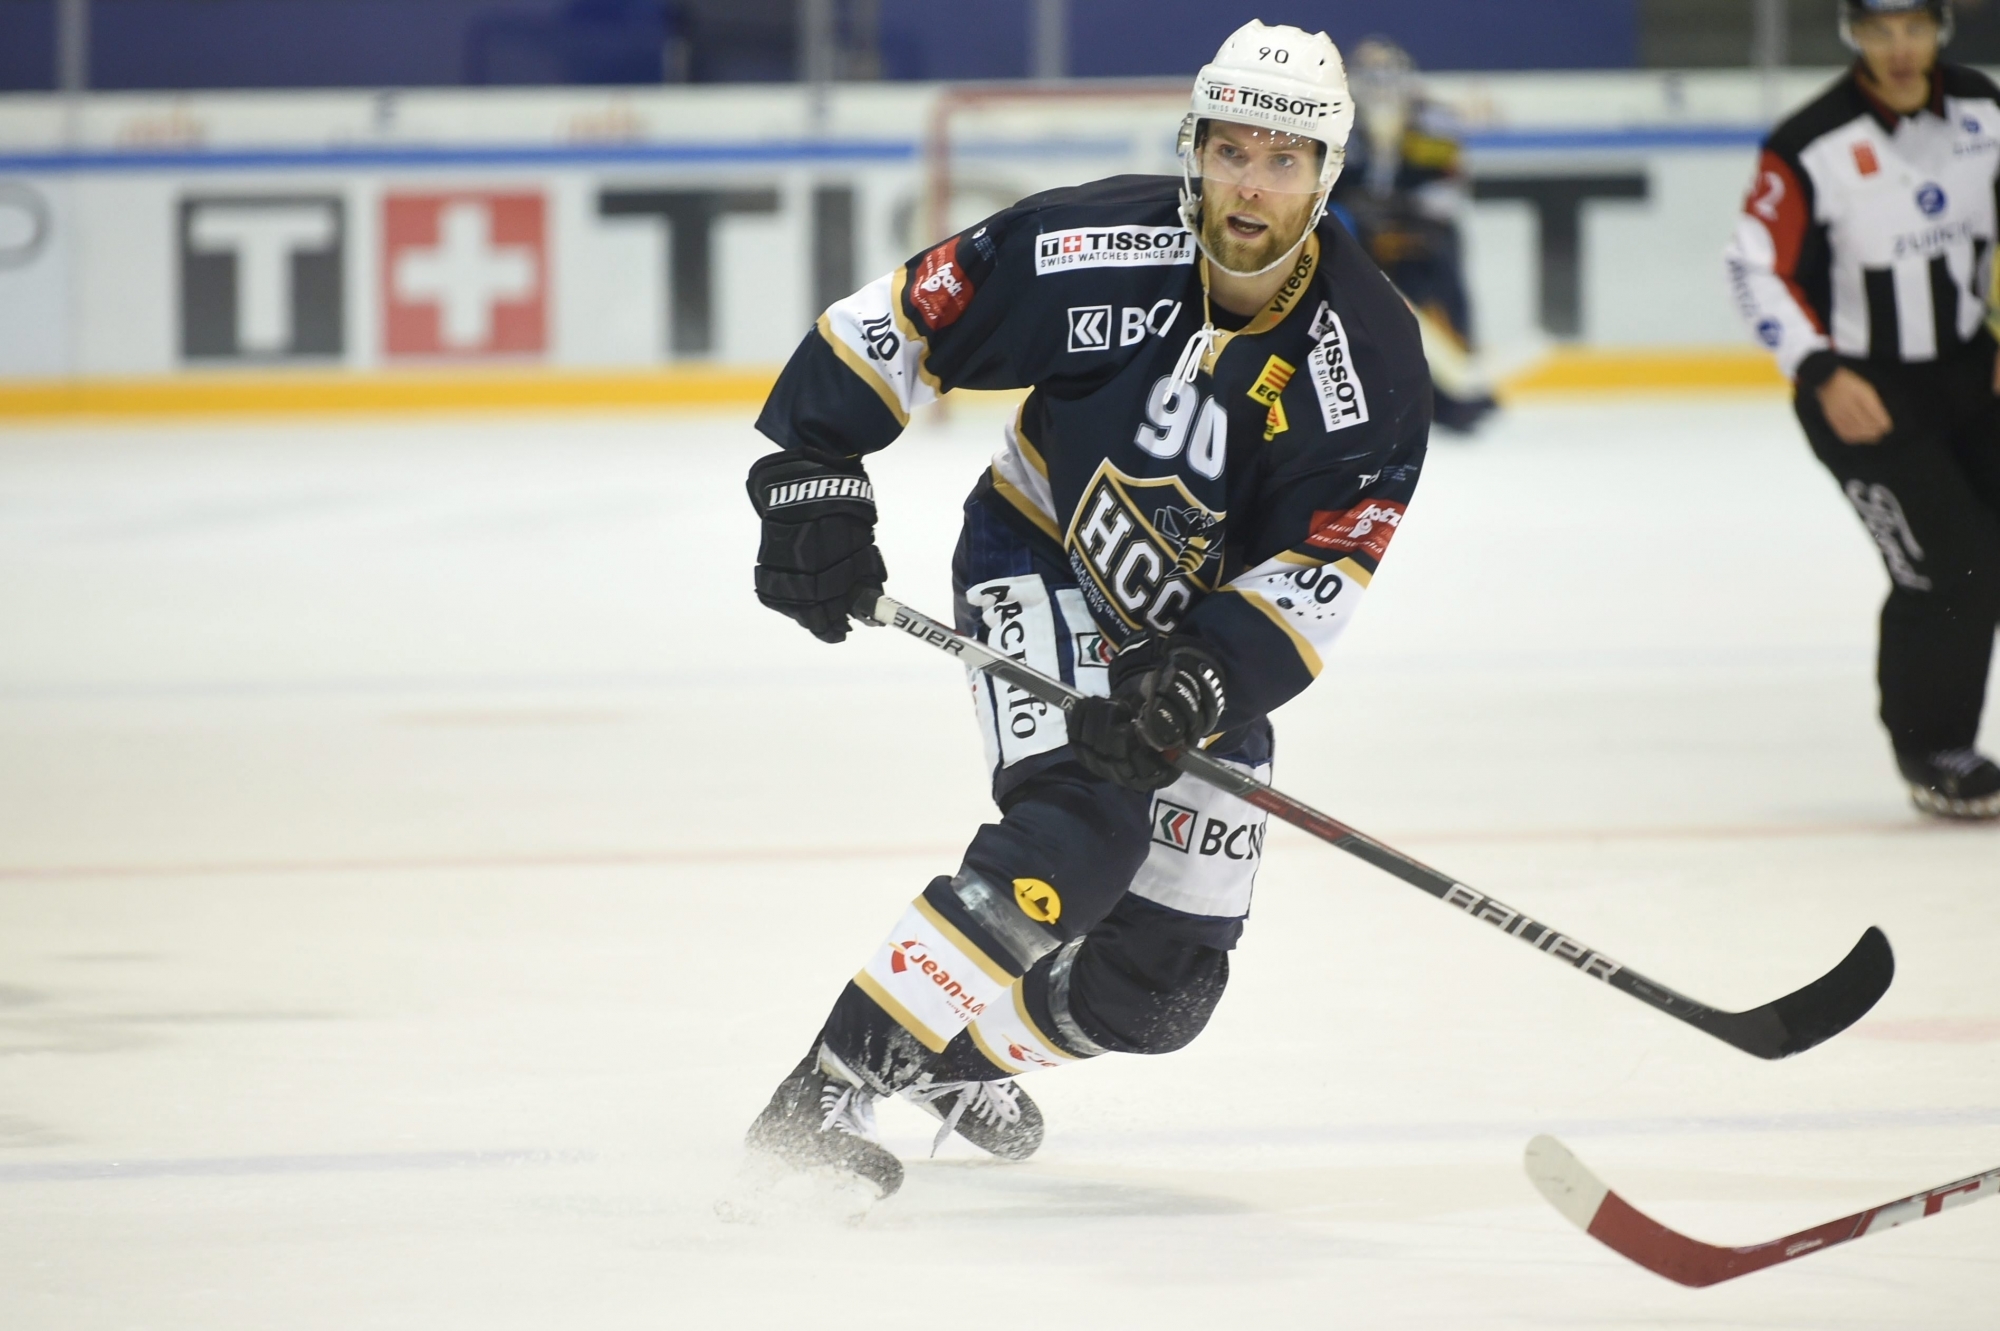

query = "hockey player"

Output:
[[742, 20, 1431, 1197], [1335, 37, 1496, 433], [1726, 0, 2000, 820]]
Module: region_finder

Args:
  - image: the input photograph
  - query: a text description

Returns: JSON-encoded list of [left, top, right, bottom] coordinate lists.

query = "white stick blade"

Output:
[[1525, 1134, 1610, 1233]]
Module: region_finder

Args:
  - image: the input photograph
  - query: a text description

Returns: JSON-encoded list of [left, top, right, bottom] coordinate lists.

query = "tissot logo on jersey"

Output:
[[1308, 307, 1369, 431], [1035, 226, 1195, 275], [765, 476, 874, 508], [1065, 463, 1222, 637]]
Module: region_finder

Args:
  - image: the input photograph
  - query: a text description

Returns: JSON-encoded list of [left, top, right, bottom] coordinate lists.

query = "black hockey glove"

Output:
[[746, 450, 887, 644], [1066, 635, 1227, 792]]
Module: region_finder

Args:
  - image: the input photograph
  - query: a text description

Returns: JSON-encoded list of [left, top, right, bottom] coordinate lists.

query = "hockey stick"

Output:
[[855, 591, 1892, 1060], [1525, 1134, 2000, 1286]]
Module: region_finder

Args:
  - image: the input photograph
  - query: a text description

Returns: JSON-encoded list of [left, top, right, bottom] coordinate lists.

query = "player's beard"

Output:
[[1198, 184, 1316, 276]]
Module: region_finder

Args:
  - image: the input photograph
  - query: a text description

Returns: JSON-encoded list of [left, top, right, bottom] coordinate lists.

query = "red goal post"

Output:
[[922, 80, 1190, 248]]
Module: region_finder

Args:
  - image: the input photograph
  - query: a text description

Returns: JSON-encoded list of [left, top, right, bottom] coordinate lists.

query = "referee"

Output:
[[1728, 0, 2000, 819]]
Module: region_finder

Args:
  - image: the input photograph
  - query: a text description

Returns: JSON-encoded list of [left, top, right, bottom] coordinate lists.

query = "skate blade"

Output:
[[1909, 784, 2000, 821], [714, 1149, 881, 1227]]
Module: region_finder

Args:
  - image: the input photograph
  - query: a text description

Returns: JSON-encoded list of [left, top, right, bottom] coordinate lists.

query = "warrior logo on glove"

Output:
[[746, 450, 887, 644]]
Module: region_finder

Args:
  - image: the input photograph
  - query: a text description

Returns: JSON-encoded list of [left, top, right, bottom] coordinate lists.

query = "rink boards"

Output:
[[0, 73, 1881, 398]]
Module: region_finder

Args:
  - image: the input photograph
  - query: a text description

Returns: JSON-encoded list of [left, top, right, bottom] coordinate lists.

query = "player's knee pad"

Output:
[[960, 764, 1153, 933], [1021, 929, 1231, 1060]]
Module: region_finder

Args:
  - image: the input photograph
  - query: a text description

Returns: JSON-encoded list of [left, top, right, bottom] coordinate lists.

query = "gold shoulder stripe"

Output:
[[816, 312, 909, 427]]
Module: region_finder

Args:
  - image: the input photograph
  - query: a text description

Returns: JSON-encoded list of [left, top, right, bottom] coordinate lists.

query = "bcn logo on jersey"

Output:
[[1067, 305, 1112, 351], [1150, 798, 1265, 860], [1035, 226, 1195, 275], [910, 238, 974, 331], [1068, 300, 1184, 352], [1065, 462, 1223, 635], [1308, 307, 1369, 431]]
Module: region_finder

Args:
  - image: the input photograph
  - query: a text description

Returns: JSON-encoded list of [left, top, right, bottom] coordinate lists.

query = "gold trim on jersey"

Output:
[[889, 266, 947, 399], [1013, 401, 1050, 478], [816, 311, 910, 427], [1197, 232, 1321, 377], [1226, 585, 1325, 679], [989, 464, 1063, 542]]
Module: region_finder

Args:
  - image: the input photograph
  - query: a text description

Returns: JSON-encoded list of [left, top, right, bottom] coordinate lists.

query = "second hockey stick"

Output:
[[1525, 1134, 2000, 1285], [856, 590, 1893, 1060]]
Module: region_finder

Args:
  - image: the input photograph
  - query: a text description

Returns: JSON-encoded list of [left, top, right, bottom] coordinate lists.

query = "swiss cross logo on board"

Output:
[[1305, 499, 1406, 562], [382, 192, 546, 357], [909, 237, 974, 331]]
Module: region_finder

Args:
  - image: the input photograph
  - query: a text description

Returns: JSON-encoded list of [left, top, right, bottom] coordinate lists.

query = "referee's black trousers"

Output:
[[1796, 341, 2000, 756]]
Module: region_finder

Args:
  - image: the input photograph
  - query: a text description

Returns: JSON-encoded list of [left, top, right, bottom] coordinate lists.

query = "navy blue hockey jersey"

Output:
[[756, 174, 1431, 722]]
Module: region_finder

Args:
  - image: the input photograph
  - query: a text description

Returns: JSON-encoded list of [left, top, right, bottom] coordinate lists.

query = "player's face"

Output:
[[1196, 122, 1323, 273], [1852, 11, 1941, 87]]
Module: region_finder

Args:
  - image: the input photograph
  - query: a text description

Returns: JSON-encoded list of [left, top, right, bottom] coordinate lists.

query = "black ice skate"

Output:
[[902, 1077, 1045, 1161], [1897, 748, 2000, 821], [745, 1045, 904, 1198]]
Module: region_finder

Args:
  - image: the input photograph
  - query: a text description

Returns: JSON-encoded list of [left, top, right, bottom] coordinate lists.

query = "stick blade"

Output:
[[1524, 1135, 1739, 1287], [1698, 926, 1894, 1059]]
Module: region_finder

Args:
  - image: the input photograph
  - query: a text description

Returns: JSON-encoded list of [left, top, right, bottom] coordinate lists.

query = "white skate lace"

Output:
[[1928, 749, 1991, 779], [904, 1079, 1024, 1156], [818, 1080, 882, 1144]]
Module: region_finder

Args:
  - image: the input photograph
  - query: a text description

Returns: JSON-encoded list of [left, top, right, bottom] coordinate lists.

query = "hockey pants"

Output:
[[818, 490, 1273, 1091], [1796, 343, 2000, 755]]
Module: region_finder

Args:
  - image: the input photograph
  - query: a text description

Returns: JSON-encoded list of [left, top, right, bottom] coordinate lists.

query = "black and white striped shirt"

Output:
[[1726, 64, 2000, 386]]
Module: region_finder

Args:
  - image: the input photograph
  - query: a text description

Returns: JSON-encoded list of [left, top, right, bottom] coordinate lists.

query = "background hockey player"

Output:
[[740, 20, 1431, 1197], [1333, 36, 1497, 434], [1726, 0, 2000, 819]]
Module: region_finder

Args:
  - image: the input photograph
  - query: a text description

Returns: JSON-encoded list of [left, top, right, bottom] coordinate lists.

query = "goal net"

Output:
[[919, 81, 1189, 247]]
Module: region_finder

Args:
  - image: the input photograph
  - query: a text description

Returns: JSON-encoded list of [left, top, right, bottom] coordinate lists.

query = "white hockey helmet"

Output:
[[1177, 20, 1355, 274], [1840, 0, 1954, 50]]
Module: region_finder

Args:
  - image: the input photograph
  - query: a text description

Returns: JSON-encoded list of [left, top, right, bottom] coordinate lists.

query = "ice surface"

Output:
[[0, 397, 1995, 1329]]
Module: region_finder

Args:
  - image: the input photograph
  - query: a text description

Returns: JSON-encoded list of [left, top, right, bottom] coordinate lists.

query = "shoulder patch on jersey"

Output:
[[1034, 225, 1196, 275], [910, 237, 975, 331], [1307, 308, 1369, 431], [1248, 355, 1295, 408], [1305, 499, 1404, 562]]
